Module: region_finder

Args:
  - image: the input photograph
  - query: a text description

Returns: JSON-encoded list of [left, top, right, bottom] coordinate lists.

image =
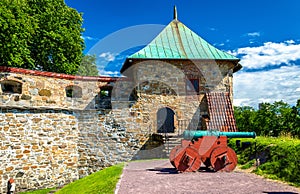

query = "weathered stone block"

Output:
[[23, 150, 30, 154], [6, 166, 14, 172]]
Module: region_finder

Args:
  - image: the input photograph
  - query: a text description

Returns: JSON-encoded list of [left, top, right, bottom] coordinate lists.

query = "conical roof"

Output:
[[121, 8, 241, 73], [129, 20, 238, 60]]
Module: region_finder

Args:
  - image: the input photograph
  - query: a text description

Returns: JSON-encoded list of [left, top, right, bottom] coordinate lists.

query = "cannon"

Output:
[[169, 130, 256, 172]]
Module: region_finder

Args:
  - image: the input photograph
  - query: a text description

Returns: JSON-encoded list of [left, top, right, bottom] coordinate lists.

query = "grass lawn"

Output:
[[57, 163, 124, 194], [20, 163, 125, 194]]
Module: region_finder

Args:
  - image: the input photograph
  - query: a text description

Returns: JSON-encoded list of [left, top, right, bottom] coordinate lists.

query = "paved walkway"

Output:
[[116, 159, 300, 194]]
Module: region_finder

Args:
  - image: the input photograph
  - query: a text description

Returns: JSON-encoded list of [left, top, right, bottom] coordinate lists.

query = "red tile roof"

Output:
[[206, 92, 237, 132], [0, 66, 120, 82]]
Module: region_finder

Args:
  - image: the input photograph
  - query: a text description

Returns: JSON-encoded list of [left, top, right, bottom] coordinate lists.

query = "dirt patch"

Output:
[[116, 159, 300, 194]]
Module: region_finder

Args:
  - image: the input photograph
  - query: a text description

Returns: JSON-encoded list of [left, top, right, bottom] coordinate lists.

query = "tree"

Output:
[[290, 99, 300, 137], [77, 55, 99, 76], [0, 0, 84, 75], [234, 106, 255, 132], [0, 0, 36, 69], [234, 100, 300, 138]]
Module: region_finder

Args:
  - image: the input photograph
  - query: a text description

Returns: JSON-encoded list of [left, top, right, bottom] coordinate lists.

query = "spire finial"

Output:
[[173, 5, 177, 20]]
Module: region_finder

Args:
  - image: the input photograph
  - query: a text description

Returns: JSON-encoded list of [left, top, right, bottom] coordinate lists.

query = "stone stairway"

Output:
[[162, 134, 183, 157]]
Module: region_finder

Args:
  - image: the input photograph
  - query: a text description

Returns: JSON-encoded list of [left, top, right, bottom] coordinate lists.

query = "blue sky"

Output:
[[65, 0, 300, 108]]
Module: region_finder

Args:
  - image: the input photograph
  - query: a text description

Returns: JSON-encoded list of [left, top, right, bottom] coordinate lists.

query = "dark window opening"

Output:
[[186, 79, 199, 93], [65, 85, 82, 98], [97, 86, 113, 109], [129, 89, 138, 101], [1, 80, 22, 94], [100, 87, 112, 98]]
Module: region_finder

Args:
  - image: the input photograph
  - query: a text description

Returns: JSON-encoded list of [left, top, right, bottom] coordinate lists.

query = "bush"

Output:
[[229, 136, 300, 186]]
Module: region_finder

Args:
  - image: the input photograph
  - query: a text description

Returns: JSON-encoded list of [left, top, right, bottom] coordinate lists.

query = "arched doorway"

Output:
[[157, 107, 175, 133]]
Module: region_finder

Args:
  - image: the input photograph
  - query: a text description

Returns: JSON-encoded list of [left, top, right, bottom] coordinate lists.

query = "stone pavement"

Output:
[[115, 159, 300, 194]]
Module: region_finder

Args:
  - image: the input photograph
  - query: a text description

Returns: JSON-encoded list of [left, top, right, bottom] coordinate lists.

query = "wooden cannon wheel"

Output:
[[169, 145, 182, 167], [172, 146, 202, 172], [210, 146, 238, 172]]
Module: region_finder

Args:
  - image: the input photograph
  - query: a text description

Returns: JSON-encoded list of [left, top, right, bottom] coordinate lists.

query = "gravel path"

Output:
[[116, 159, 300, 194]]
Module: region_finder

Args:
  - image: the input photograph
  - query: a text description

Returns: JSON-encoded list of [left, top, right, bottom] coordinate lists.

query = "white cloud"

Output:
[[246, 32, 260, 37], [233, 65, 300, 108], [285, 40, 295, 44], [81, 36, 98, 41], [99, 69, 120, 77], [214, 43, 225, 47], [99, 52, 116, 62], [208, 27, 217, 31], [231, 40, 300, 69]]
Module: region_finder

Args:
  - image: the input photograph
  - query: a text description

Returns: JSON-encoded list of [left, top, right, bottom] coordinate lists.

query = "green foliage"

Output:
[[240, 159, 255, 169], [234, 99, 300, 138], [77, 55, 99, 76], [56, 163, 124, 194], [229, 137, 300, 186], [0, 0, 36, 69], [0, 0, 84, 74]]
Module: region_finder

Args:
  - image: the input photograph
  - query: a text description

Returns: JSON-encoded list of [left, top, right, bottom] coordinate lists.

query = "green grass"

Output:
[[229, 136, 300, 187], [56, 163, 124, 194], [19, 188, 56, 194], [240, 159, 255, 169], [20, 163, 125, 194]]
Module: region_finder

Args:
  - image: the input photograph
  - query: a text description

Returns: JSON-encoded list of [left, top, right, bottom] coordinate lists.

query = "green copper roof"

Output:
[[121, 7, 242, 73], [128, 20, 239, 60]]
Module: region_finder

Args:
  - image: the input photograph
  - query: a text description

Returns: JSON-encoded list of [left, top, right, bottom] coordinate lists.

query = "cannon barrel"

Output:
[[183, 130, 256, 139]]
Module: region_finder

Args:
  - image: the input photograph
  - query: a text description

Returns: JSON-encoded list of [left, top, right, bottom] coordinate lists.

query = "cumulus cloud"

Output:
[[230, 40, 300, 69], [233, 65, 300, 108], [99, 52, 116, 62]]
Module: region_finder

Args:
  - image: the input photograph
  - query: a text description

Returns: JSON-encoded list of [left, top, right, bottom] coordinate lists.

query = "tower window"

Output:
[[186, 79, 199, 93]]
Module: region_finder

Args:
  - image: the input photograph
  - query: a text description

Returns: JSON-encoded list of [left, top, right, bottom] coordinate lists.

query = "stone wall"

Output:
[[0, 67, 110, 110], [0, 68, 151, 193], [0, 107, 151, 193], [0, 109, 79, 192]]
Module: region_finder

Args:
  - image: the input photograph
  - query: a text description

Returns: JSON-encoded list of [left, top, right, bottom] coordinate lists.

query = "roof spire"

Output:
[[173, 5, 177, 20]]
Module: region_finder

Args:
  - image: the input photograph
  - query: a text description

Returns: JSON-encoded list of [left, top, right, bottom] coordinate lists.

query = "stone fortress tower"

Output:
[[0, 7, 241, 193]]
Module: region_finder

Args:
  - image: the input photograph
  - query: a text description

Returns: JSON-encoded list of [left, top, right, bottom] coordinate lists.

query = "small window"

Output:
[[65, 85, 82, 98], [186, 79, 199, 93], [97, 86, 112, 109], [100, 87, 112, 98], [1, 80, 22, 94]]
